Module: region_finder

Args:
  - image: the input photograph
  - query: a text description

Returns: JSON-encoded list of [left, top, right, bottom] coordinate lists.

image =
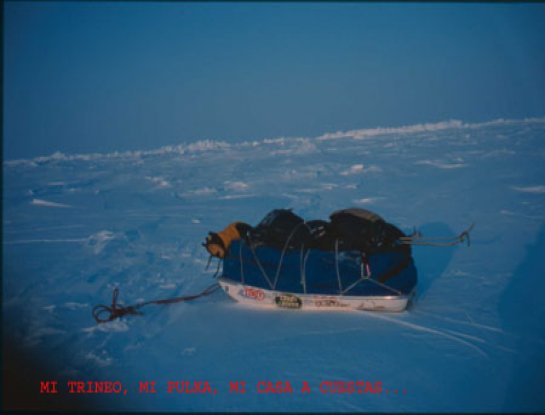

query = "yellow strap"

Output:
[[217, 222, 244, 250]]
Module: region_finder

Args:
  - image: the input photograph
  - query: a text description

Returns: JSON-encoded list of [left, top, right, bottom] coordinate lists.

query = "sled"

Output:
[[92, 209, 471, 324], [218, 238, 418, 312], [203, 209, 473, 314]]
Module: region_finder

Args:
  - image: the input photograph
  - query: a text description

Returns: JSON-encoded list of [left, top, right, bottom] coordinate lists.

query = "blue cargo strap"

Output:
[[247, 234, 275, 289], [300, 246, 309, 294], [273, 222, 310, 289], [239, 240, 245, 284], [334, 239, 343, 294]]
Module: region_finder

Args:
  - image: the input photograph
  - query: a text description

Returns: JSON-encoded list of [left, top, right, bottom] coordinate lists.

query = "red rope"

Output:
[[92, 283, 221, 324]]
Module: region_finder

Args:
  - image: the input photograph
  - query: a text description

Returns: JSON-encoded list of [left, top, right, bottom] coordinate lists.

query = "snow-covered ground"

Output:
[[3, 117, 545, 412]]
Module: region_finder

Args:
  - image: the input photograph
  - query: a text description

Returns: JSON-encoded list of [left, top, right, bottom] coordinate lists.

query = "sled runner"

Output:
[[219, 280, 413, 312]]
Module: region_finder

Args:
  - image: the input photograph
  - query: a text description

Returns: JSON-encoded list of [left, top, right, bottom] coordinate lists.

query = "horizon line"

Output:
[[4, 115, 545, 166]]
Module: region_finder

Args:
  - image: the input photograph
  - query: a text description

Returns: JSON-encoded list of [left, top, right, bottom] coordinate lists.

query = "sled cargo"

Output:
[[203, 208, 472, 313]]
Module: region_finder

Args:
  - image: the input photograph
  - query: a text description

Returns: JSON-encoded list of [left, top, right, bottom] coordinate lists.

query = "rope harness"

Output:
[[92, 283, 221, 324]]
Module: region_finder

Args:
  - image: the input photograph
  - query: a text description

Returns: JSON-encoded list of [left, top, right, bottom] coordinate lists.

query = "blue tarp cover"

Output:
[[223, 240, 417, 296]]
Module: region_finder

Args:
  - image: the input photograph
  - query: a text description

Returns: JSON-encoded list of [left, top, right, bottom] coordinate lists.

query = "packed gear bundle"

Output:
[[204, 208, 473, 312]]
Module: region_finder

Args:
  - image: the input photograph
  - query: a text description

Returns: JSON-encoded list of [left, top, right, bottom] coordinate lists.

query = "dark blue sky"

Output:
[[4, 2, 545, 159]]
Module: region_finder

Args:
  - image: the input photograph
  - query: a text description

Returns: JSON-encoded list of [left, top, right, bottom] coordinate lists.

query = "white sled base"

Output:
[[218, 278, 414, 312]]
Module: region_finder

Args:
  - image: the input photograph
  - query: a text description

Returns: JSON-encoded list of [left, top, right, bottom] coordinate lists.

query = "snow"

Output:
[[3, 116, 545, 412], [31, 198, 73, 208], [512, 185, 545, 194]]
